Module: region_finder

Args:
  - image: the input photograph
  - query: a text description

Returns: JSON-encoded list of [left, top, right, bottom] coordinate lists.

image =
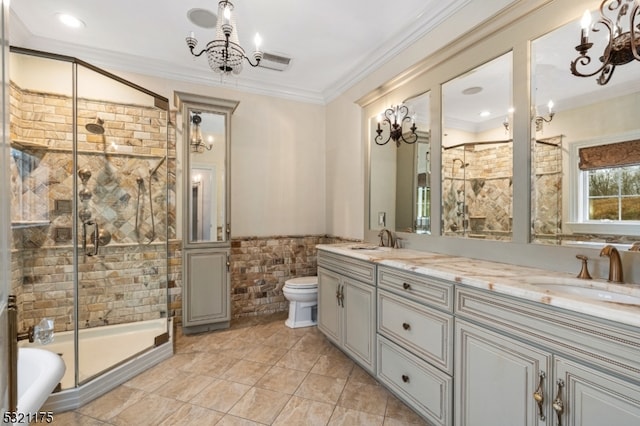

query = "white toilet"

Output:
[[282, 276, 318, 328]]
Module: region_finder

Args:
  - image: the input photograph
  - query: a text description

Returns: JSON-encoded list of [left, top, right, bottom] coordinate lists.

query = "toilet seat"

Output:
[[284, 276, 318, 289]]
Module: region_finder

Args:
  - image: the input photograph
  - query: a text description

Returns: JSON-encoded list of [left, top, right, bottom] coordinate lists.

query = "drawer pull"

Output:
[[401, 374, 410, 383], [552, 379, 564, 426], [402, 322, 411, 331], [402, 282, 411, 290], [533, 371, 546, 421]]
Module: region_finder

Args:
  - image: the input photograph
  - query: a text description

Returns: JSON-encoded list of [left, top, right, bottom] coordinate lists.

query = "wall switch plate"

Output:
[[378, 212, 386, 227]]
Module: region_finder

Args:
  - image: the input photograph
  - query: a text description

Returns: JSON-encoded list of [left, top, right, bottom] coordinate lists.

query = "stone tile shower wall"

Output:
[[230, 235, 351, 318], [442, 142, 513, 240], [532, 136, 563, 244], [9, 82, 173, 332]]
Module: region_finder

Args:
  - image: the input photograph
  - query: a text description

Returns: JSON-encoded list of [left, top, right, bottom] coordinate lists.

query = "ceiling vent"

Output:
[[258, 52, 292, 72]]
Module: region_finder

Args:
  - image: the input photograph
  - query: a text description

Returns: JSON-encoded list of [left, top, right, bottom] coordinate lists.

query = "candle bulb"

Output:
[[547, 100, 554, 114], [189, 31, 195, 39], [223, 6, 231, 25], [580, 10, 591, 45], [254, 33, 262, 51]]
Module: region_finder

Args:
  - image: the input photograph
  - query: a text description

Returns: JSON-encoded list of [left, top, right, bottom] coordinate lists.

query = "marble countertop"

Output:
[[317, 243, 640, 328]]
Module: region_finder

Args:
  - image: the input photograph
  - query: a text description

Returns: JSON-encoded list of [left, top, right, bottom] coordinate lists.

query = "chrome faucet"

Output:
[[599, 245, 623, 283], [378, 228, 395, 248]]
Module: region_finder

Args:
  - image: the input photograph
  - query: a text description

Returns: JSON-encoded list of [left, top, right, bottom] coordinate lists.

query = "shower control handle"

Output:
[[82, 220, 100, 256]]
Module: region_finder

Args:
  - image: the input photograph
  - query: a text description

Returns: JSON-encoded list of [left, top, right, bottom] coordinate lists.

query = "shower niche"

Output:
[[8, 48, 172, 408]]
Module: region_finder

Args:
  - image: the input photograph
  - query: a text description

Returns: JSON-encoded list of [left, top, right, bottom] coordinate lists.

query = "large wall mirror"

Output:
[[441, 51, 513, 241], [369, 91, 431, 234], [531, 13, 640, 246], [176, 92, 238, 246]]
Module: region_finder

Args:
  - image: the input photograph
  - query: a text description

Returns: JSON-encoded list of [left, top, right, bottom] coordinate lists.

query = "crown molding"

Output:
[[322, 0, 471, 104]]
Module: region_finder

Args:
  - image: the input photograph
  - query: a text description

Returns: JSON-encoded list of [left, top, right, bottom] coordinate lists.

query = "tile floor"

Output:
[[51, 312, 428, 425]]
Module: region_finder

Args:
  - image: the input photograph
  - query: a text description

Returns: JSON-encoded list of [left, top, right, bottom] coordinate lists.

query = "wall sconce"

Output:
[[533, 100, 554, 132], [374, 104, 418, 147], [502, 107, 515, 134], [570, 2, 640, 85], [190, 112, 213, 153]]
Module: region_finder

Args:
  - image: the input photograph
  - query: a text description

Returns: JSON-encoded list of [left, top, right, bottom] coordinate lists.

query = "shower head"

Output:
[[85, 118, 105, 135], [453, 158, 469, 169]]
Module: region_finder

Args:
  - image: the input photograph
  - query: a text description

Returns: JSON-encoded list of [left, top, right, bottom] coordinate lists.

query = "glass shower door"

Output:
[[75, 63, 169, 384]]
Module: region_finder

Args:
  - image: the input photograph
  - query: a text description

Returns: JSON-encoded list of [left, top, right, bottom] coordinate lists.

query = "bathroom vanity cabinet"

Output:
[[317, 251, 376, 373], [316, 245, 640, 426], [455, 286, 640, 426], [376, 266, 454, 426]]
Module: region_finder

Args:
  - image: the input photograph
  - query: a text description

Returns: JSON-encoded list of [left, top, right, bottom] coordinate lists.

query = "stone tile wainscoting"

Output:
[[230, 235, 353, 319]]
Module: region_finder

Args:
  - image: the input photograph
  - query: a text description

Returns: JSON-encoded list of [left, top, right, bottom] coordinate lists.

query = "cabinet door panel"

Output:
[[184, 249, 229, 326], [317, 267, 341, 344], [554, 357, 640, 426], [343, 277, 375, 372], [455, 319, 551, 426]]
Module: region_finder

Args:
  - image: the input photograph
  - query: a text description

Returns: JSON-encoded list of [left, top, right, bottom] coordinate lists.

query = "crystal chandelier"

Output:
[[570, 1, 640, 85], [374, 104, 418, 147], [190, 112, 212, 153], [186, 0, 263, 75]]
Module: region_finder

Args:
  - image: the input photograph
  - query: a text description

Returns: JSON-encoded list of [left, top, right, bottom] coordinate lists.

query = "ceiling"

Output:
[[9, 0, 477, 105]]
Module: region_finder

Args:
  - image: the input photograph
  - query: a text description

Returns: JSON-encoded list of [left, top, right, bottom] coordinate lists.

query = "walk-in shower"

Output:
[[8, 48, 172, 410], [442, 141, 513, 240]]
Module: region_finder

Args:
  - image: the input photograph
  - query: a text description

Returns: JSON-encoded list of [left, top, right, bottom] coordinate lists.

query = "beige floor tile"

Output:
[[109, 393, 184, 426], [272, 395, 335, 426], [181, 351, 240, 377], [153, 372, 216, 402], [216, 337, 260, 359], [228, 387, 291, 424], [295, 373, 347, 404], [189, 378, 252, 412], [348, 364, 380, 387], [122, 360, 182, 392], [51, 411, 108, 425], [255, 365, 308, 394], [385, 394, 429, 424], [275, 349, 320, 372], [337, 381, 390, 416], [220, 359, 271, 385], [243, 344, 288, 365], [262, 330, 302, 349], [216, 414, 265, 425], [76, 385, 146, 421], [291, 333, 334, 354], [328, 406, 385, 426], [310, 354, 354, 379], [159, 403, 224, 426]]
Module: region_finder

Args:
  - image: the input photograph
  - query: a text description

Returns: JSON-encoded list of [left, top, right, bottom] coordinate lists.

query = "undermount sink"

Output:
[[518, 276, 640, 305]]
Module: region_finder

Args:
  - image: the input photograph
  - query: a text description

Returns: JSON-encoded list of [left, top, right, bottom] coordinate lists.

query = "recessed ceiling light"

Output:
[[462, 86, 483, 95], [57, 13, 85, 29], [479, 111, 491, 117], [187, 8, 217, 29]]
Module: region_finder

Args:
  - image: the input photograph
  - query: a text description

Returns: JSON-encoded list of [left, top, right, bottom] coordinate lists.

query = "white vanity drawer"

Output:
[[318, 250, 375, 285], [378, 289, 453, 374], [378, 265, 453, 311], [377, 335, 452, 426]]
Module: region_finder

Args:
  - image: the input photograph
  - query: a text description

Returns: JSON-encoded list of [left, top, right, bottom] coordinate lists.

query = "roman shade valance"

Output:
[[578, 140, 640, 170]]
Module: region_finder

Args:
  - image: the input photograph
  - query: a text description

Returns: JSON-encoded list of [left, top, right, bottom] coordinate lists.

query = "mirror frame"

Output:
[[175, 92, 238, 249]]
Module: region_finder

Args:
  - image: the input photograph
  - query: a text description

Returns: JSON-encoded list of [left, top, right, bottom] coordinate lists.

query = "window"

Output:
[[584, 165, 640, 221]]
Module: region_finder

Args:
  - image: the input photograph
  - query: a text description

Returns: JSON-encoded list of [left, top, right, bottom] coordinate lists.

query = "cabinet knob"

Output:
[[402, 322, 411, 331], [402, 282, 411, 290], [401, 374, 410, 383]]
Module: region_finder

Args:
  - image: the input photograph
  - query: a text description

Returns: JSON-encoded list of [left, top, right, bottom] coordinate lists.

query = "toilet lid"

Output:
[[285, 276, 318, 289]]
